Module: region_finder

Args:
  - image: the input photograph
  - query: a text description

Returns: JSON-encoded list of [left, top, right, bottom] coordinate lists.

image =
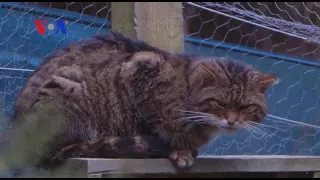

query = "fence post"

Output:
[[111, 2, 184, 53], [111, 2, 137, 39]]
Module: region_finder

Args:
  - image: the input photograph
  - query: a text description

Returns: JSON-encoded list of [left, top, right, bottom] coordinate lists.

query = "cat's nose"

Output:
[[225, 111, 239, 126]]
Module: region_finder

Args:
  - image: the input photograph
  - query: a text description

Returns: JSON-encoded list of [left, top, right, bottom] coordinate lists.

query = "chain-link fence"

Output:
[[0, 2, 319, 158]]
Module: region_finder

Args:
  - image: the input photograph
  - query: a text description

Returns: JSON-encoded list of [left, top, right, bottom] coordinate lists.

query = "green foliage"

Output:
[[0, 101, 68, 177]]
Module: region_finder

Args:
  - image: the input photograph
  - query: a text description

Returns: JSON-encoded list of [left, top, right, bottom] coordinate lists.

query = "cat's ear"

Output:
[[40, 66, 83, 95], [257, 73, 279, 93]]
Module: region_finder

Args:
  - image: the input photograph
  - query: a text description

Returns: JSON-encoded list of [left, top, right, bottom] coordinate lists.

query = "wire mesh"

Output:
[[0, 2, 111, 125], [183, 2, 320, 156], [0, 2, 112, 176], [0, 2, 319, 162]]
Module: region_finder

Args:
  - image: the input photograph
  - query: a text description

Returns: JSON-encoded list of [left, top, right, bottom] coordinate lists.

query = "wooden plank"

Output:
[[59, 155, 320, 176], [87, 174, 102, 178], [134, 2, 184, 53]]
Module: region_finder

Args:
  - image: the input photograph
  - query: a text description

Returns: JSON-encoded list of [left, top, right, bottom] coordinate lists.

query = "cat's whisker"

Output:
[[242, 124, 258, 138], [247, 120, 293, 140], [245, 124, 263, 135], [254, 125, 276, 142], [153, 114, 204, 125], [163, 115, 208, 124], [244, 123, 271, 141], [184, 115, 210, 120], [246, 124, 265, 138], [186, 117, 219, 129], [250, 121, 286, 141], [250, 127, 268, 141], [167, 117, 219, 137], [266, 115, 320, 130], [243, 124, 259, 136], [263, 118, 297, 132], [169, 108, 221, 125], [248, 121, 287, 132], [254, 127, 272, 140], [186, 116, 220, 126], [241, 124, 252, 135], [161, 114, 219, 129], [250, 125, 273, 141], [265, 117, 297, 126], [248, 121, 277, 128]]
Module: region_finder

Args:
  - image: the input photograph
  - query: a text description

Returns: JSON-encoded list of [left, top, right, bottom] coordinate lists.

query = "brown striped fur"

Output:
[[12, 31, 278, 170]]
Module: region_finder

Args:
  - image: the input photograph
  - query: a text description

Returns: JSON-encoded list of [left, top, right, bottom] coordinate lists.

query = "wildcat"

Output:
[[10, 31, 278, 171]]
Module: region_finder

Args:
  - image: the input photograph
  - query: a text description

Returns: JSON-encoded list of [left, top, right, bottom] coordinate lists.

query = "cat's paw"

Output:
[[169, 150, 194, 168]]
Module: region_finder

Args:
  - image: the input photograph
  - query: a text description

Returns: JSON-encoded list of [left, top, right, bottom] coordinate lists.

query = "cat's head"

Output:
[[187, 57, 278, 134]]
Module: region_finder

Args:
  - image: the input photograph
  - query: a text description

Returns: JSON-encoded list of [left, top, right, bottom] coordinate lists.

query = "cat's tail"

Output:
[[37, 135, 173, 170]]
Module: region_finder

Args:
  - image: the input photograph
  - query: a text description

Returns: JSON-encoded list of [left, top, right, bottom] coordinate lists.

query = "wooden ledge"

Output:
[[58, 155, 320, 176]]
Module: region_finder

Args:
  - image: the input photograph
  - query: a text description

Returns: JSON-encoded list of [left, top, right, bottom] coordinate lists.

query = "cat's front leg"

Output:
[[153, 124, 203, 169]]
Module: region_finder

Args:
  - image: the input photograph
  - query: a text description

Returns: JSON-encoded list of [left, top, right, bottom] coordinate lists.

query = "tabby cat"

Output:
[[11, 31, 278, 170]]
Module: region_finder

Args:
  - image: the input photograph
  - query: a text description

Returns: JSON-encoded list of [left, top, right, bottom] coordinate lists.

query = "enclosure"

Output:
[[0, 2, 320, 178]]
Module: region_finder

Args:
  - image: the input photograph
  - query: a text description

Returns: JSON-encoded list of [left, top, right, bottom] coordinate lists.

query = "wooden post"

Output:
[[111, 2, 137, 39], [111, 2, 184, 53]]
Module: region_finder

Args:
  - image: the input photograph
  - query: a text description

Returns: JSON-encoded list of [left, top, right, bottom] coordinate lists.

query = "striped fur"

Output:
[[11, 31, 277, 170]]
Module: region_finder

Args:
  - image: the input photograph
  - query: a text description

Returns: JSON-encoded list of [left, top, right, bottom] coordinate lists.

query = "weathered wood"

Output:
[[87, 174, 103, 178], [51, 155, 320, 177], [111, 2, 184, 53], [134, 2, 184, 53], [111, 2, 137, 39], [17, 155, 320, 177]]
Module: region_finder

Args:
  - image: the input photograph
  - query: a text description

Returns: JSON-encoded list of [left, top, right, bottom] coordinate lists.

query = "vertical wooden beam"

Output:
[[135, 2, 184, 53], [111, 2, 137, 39], [111, 2, 184, 53]]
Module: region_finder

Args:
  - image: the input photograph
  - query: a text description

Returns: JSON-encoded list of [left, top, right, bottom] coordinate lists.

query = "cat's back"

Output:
[[14, 31, 158, 119], [31, 31, 145, 76]]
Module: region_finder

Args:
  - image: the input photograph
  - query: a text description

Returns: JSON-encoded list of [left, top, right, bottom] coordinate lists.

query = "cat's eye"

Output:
[[245, 106, 258, 115], [217, 101, 226, 108], [210, 100, 226, 109]]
